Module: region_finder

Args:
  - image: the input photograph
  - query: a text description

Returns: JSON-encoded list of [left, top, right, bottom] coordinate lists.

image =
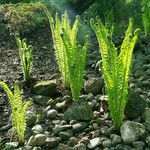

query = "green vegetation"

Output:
[[91, 18, 140, 129], [0, 81, 32, 144], [16, 34, 33, 85], [45, 8, 89, 100], [141, 0, 150, 36], [44, 8, 70, 88], [61, 27, 89, 101], [0, 2, 47, 34]]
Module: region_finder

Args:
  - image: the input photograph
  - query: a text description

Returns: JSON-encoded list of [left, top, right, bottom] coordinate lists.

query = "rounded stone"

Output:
[[47, 109, 58, 119], [120, 121, 145, 144]]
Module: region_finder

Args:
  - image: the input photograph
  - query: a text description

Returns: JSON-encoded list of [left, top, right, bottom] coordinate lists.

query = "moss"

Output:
[[0, 2, 51, 34]]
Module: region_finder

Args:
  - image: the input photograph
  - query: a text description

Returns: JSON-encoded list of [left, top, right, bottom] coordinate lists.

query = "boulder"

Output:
[[120, 121, 145, 144], [32, 95, 51, 106], [125, 92, 146, 119], [32, 80, 59, 97], [84, 78, 104, 95], [64, 100, 93, 121]]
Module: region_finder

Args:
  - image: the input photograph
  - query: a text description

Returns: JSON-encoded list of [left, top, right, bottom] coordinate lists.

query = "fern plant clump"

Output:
[[44, 8, 70, 88], [91, 18, 140, 129], [0, 81, 32, 144], [44, 8, 89, 100], [61, 29, 89, 101], [141, 0, 150, 36], [16, 34, 33, 85]]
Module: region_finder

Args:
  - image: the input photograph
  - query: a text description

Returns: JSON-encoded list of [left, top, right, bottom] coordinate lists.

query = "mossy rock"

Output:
[[125, 92, 146, 119], [32, 80, 59, 97], [64, 99, 94, 121]]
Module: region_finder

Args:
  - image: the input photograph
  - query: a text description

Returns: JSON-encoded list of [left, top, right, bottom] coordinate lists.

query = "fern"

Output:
[[0, 81, 32, 144], [61, 27, 89, 101], [90, 18, 140, 129], [16, 34, 33, 85], [44, 7, 71, 88], [141, 0, 150, 36]]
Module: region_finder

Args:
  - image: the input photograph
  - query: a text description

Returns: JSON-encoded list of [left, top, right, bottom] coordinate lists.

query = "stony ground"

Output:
[[0, 24, 150, 150]]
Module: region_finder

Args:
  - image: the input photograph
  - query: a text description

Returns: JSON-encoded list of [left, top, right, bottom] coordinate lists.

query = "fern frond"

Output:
[[91, 17, 140, 129], [61, 28, 89, 101], [0, 81, 32, 143], [16, 35, 33, 85]]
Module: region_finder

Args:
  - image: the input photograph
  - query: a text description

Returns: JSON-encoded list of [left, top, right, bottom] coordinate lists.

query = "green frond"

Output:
[[16, 34, 33, 85], [91, 17, 140, 129], [61, 26, 89, 101], [0, 81, 32, 143]]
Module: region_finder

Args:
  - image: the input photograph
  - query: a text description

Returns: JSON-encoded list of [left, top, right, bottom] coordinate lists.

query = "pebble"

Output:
[[46, 137, 59, 148], [47, 109, 58, 119], [111, 134, 121, 145], [102, 139, 111, 148], [87, 137, 101, 149], [28, 134, 46, 146], [74, 143, 86, 150], [56, 101, 67, 109], [132, 141, 146, 150], [32, 124, 44, 134], [120, 121, 145, 143], [72, 122, 88, 132]]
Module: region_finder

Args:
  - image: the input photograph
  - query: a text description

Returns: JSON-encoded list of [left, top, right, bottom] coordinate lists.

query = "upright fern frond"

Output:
[[44, 7, 71, 88], [16, 34, 33, 86], [141, 0, 150, 36], [91, 18, 140, 129], [0, 81, 32, 144], [61, 28, 89, 101]]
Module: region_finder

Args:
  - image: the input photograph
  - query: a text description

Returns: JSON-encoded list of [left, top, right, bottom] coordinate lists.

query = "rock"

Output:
[[64, 100, 93, 121], [120, 121, 145, 143], [145, 118, 150, 132], [47, 109, 58, 119], [100, 126, 110, 136], [27, 134, 46, 146], [132, 141, 146, 150], [32, 80, 59, 97], [54, 143, 74, 150], [88, 100, 97, 108], [143, 108, 150, 121], [72, 122, 89, 132], [84, 78, 104, 95], [95, 118, 105, 126], [46, 137, 59, 148], [32, 95, 51, 106], [102, 139, 111, 148], [115, 144, 132, 150], [56, 101, 67, 109], [87, 137, 101, 149], [59, 130, 73, 140], [53, 125, 72, 136], [32, 124, 44, 134], [74, 143, 86, 150], [67, 137, 78, 147], [125, 92, 146, 119], [146, 136, 150, 148], [111, 134, 121, 145], [5, 142, 19, 150], [26, 111, 36, 127]]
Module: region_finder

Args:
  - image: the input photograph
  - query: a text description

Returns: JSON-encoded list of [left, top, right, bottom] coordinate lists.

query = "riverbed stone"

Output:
[[47, 109, 58, 119], [125, 92, 146, 119], [84, 78, 104, 95], [87, 137, 102, 149], [64, 100, 93, 121], [32, 95, 51, 106], [32, 80, 58, 97], [120, 121, 145, 143], [46, 137, 59, 148], [26, 111, 36, 127]]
